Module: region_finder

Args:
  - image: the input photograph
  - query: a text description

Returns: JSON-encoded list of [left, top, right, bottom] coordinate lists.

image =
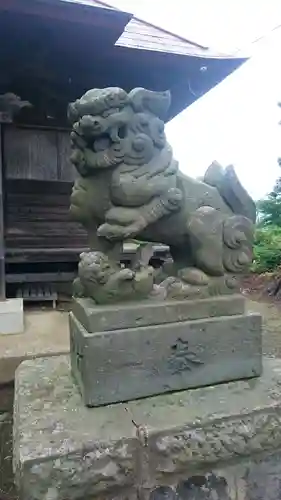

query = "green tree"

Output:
[[254, 177, 281, 272], [252, 225, 281, 272], [251, 102, 281, 274], [257, 177, 281, 227], [257, 100, 281, 226]]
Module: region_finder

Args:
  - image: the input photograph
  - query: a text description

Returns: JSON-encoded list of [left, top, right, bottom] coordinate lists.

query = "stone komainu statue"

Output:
[[68, 87, 256, 302]]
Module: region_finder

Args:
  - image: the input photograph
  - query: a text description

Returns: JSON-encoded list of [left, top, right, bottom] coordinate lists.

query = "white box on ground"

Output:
[[0, 298, 24, 334]]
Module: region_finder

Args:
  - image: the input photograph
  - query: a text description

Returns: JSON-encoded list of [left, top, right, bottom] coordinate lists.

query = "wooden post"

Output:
[[0, 122, 5, 299]]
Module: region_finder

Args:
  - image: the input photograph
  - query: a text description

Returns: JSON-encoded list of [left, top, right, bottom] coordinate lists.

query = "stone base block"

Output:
[[0, 298, 24, 335], [72, 294, 246, 332], [70, 296, 262, 406], [13, 356, 281, 500]]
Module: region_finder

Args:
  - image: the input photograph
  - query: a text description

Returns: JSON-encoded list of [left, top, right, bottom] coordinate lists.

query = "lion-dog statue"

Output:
[[68, 87, 256, 303]]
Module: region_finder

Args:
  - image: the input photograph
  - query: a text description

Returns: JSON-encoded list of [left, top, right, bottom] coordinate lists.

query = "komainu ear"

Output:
[[128, 88, 171, 119]]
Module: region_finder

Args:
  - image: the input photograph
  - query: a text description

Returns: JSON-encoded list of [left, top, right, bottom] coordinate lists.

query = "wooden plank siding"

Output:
[[0, 125, 5, 298], [2, 125, 87, 262], [3, 126, 77, 181], [57, 131, 76, 181], [4, 128, 58, 180], [4, 179, 88, 251]]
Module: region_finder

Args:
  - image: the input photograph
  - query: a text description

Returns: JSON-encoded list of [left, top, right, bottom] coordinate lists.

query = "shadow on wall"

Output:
[[149, 473, 231, 499]]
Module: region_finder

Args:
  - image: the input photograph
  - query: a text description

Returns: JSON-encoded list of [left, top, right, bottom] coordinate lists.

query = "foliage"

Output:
[[243, 101, 281, 275], [252, 225, 281, 273], [253, 104, 281, 273], [257, 178, 281, 227]]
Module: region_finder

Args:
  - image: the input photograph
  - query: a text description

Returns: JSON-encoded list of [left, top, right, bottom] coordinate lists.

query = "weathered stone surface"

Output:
[[143, 454, 281, 499], [73, 250, 155, 304], [69, 86, 256, 303], [70, 311, 262, 406], [13, 357, 281, 500], [244, 451, 281, 500], [14, 356, 139, 500], [0, 411, 14, 499], [72, 294, 245, 333], [146, 470, 243, 500]]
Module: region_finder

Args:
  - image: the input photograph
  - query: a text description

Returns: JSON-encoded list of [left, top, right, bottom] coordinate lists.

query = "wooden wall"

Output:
[[3, 125, 77, 181], [5, 179, 87, 251], [3, 125, 88, 263]]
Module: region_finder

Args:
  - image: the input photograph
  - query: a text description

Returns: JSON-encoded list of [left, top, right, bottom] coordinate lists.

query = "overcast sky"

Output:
[[167, 29, 281, 201], [109, 0, 281, 200]]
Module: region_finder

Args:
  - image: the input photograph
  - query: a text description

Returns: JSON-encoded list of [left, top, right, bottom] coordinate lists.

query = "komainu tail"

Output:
[[203, 161, 256, 223]]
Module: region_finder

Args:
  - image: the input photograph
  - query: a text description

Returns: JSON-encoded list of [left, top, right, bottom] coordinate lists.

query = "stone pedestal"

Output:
[[0, 298, 23, 335], [13, 356, 281, 500], [70, 295, 262, 406]]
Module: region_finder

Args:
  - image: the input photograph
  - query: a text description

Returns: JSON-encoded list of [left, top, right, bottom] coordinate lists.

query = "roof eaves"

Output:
[[99, 0, 209, 49], [96, 0, 250, 59]]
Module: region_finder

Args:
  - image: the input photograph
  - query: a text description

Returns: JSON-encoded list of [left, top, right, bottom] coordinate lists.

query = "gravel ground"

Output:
[[247, 298, 281, 358]]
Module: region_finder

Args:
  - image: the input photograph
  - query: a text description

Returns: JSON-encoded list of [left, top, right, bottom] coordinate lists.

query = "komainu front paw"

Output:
[[178, 267, 209, 286], [157, 266, 239, 300], [97, 223, 129, 240], [97, 217, 147, 241]]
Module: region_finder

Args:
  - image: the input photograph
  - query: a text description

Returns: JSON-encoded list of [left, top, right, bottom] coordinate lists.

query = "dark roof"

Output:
[[0, 0, 132, 37], [0, 0, 248, 121]]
